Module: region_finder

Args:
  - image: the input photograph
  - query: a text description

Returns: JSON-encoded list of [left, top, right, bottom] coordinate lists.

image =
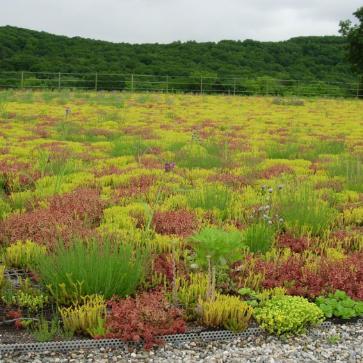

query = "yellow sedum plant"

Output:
[[5, 240, 46, 269], [59, 295, 106, 337], [198, 294, 253, 332], [254, 295, 324, 335]]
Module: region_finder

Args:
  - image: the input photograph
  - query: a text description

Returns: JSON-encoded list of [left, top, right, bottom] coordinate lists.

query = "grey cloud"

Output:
[[0, 0, 361, 43]]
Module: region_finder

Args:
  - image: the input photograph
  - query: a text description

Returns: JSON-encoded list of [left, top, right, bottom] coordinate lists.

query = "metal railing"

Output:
[[0, 71, 361, 98]]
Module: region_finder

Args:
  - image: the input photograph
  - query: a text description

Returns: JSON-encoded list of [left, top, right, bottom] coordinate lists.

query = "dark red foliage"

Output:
[[48, 188, 105, 225], [0, 188, 105, 246], [0, 160, 40, 192], [315, 179, 344, 192], [252, 252, 363, 300], [116, 175, 156, 198], [259, 164, 294, 179], [106, 291, 186, 349], [6, 310, 23, 329], [152, 210, 198, 237], [94, 166, 135, 177], [277, 233, 310, 253], [152, 254, 175, 282], [319, 253, 363, 300], [140, 156, 162, 169], [207, 173, 247, 189]]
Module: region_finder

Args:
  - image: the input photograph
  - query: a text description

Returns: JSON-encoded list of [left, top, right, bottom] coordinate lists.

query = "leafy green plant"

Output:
[[327, 334, 341, 345], [198, 294, 253, 332], [36, 238, 147, 304], [254, 295, 324, 335], [32, 316, 59, 342], [242, 222, 275, 254], [315, 290, 363, 319], [191, 227, 246, 268], [1, 277, 49, 313], [238, 287, 286, 307], [12, 291, 48, 313]]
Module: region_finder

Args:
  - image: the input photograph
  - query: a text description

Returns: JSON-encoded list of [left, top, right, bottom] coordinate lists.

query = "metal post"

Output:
[[200, 76, 203, 94], [20, 71, 24, 89], [58, 72, 61, 89], [95, 72, 98, 91], [233, 79, 236, 96], [131, 74, 134, 92], [166, 75, 169, 93]]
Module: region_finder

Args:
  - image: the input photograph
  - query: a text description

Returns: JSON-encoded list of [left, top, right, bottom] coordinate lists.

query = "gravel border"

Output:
[[1, 321, 362, 362]]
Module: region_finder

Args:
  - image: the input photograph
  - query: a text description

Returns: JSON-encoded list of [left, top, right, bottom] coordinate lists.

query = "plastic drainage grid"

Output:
[[0, 321, 338, 354], [4, 269, 40, 289]]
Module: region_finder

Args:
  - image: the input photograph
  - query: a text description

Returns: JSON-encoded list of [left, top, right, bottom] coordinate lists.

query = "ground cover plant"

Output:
[[0, 90, 362, 347]]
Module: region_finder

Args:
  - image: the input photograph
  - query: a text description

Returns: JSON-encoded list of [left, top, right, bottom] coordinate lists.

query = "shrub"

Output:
[[4, 240, 46, 269], [191, 227, 246, 268], [198, 294, 253, 332], [59, 295, 106, 337], [243, 223, 275, 254], [315, 290, 363, 320], [36, 238, 147, 304], [254, 295, 324, 335], [152, 209, 198, 236], [106, 290, 186, 349]]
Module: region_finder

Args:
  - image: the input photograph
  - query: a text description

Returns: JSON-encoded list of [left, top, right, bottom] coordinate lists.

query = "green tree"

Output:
[[340, 6, 363, 95]]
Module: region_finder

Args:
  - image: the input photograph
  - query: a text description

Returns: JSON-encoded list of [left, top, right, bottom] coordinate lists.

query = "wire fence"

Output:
[[0, 71, 361, 98]]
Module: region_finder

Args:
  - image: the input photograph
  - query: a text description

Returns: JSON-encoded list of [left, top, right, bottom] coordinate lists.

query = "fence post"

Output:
[[233, 79, 236, 96], [20, 71, 24, 89], [265, 79, 268, 96], [200, 76, 203, 94], [166, 75, 169, 93], [131, 74, 134, 92], [357, 78, 360, 99], [58, 72, 61, 89], [95, 72, 98, 91]]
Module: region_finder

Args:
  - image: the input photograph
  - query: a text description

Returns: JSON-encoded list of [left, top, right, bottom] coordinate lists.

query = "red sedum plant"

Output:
[[106, 290, 186, 349], [0, 188, 105, 247], [152, 209, 198, 237], [253, 252, 363, 300]]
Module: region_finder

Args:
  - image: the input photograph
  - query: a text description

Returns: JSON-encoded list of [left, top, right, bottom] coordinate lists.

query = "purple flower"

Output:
[[164, 162, 175, 172]]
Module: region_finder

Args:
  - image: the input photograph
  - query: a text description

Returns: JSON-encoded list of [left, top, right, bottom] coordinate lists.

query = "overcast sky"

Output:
[[0, 0, 361, 43]]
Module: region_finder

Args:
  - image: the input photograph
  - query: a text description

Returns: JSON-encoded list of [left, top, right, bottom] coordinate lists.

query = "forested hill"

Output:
[[0, 26, 355, 82]]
